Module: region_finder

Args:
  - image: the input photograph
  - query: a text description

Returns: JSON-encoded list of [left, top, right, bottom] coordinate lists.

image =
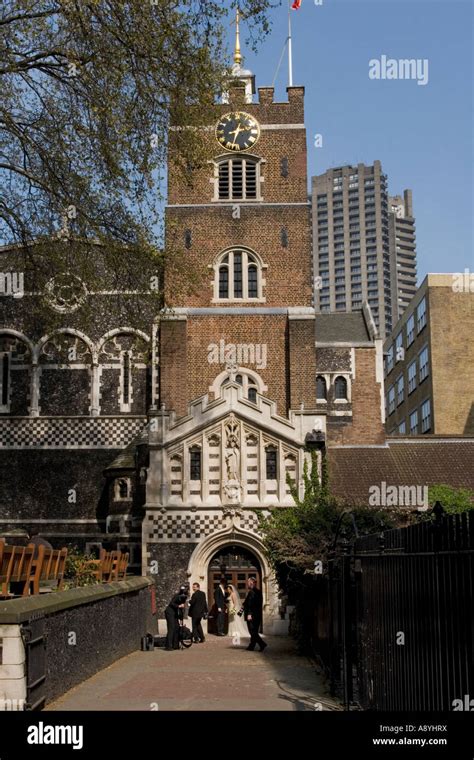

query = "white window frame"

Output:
[[396, 374, 404, 406], [406, 313, 415, 346], [418, 345, 429, 382], [316, 374, 329, 402], [212, 248, 266, 303], [210, 368, 267, 399], [417, 297, 427, 333], [387, 385, 396, 415], [408, 360, 417, 394], [409, 408, 418, 434], [114, 477, 132, 501], [334, 374, 351, 403], [420, 398, 431, 433], [212, 155, 264, 202]]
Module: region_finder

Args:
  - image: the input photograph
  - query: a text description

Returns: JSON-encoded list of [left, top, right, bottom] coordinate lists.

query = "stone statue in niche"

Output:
[[223, 415, 241, 504], [225, 436, 240, 481]]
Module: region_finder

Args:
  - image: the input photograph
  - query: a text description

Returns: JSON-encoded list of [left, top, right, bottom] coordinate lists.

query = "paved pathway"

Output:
[[46, 635, 341, 711]]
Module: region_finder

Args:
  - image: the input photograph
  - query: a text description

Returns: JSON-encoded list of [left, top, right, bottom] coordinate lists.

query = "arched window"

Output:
[[316, 375, 327, 401], [219, 253, 229, 298], [248, 384, 258, 403], [215, 248, 264, 301], [115, 478, 131, 501], [120, 351, 132, 412], [189, 446, 202, 481], [212, 367, 266, 401], [222, 373, 258, 403], [0, 352, 10, 413], [217, 156, 260, 201], [335, 376, 348, 400], [266, 445, 278, 480]]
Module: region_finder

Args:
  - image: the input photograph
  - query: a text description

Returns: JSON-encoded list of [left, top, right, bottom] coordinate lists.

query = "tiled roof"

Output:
[[328, 438, 474, 505], [315, 311, 371, 343]]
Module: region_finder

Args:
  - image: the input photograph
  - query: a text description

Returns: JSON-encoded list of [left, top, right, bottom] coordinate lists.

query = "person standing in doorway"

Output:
[[214, 576, 228, 636], [189, 582, 208, 643], [242, 577, 267, 652]]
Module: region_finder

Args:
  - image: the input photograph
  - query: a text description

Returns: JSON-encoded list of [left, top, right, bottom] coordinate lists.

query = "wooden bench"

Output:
[[0, 544, 35, 598], [89, 549, 129, 582], [115, 551, 129, 580], [29, 545, 67, 595]]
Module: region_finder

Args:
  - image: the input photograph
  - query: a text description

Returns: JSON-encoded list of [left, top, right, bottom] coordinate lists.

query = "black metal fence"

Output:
[[314, 510, 474, 711]]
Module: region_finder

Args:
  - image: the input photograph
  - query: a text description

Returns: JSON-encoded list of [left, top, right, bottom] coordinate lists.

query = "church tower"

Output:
[[143, 17, 385, 628], [160, 14, 316, 419], [145, 19, 322, 630]]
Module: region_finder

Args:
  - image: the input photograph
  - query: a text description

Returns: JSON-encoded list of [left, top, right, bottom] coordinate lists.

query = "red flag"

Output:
[[292, 0, 303, 8]]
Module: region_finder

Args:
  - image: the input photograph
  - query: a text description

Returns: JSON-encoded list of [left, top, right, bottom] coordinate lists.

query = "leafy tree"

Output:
[[259, 451, 399, 592], [428, 484, 474, 514], [0, 0, 274, 324]]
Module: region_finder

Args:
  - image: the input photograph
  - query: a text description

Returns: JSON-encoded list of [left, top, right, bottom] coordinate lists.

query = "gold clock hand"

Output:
[[231, 124, 242, 146]]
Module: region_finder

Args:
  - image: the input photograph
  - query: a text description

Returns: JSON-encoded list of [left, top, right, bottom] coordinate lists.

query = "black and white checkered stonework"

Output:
[[147, 510, 260, 542], [0, 417, 146, 449]]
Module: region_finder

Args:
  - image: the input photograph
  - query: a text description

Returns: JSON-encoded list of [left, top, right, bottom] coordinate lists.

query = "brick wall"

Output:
[[165, 205, 312, 308], [430, 287, 474, 434], [160, 318, 188, 417], [288, 318, 317, 409], [327, 348, 385, 445], [161, 313, 290, 416], [168, 87, 307, 206]]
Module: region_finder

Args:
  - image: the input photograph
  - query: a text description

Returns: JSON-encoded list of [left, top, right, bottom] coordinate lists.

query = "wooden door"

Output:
[[207, 547, 261, 635]]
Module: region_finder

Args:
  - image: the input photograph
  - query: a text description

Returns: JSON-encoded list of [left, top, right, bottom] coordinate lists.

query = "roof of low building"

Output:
[[328, 437, 474, 505], [315, 311, 371, 343]]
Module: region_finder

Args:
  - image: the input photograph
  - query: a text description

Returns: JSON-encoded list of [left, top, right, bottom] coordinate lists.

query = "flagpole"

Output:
[[288, 0, 293, 87]]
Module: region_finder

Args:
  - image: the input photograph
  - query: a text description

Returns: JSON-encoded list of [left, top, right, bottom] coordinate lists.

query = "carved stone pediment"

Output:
[[222, 505, 243, 519]]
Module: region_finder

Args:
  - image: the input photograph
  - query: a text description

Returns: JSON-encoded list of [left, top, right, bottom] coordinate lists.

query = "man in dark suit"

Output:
[[214, 576, 228, 636], [243, 577, 267, 651], [164, 588, 186, 650], [189, 582, 208, 643]]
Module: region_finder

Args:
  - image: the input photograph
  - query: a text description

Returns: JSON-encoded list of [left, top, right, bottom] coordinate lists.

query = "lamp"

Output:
[[305, 429, 326, 451]]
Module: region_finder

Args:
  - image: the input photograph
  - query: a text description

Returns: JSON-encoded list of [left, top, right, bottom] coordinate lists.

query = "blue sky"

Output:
[[233, 0, 473, 282]]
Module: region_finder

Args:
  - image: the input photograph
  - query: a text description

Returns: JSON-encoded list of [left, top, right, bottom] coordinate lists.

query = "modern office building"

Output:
[[384, 274, 474, 435], [389, 190, 417, 320], [311, 161, 417, 337]]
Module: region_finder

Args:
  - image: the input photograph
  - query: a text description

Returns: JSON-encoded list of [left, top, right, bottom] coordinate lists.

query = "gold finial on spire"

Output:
[[234, 7, 242, 67]]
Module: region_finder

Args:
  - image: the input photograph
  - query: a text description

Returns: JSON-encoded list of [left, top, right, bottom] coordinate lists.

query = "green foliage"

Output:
[[63, 547, 99, 589], [428, 484, 474, 514], [259, 451, 400, 592]]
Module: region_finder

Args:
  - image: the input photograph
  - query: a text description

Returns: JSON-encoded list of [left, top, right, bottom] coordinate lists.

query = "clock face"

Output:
[[215, 111, 260, 152]]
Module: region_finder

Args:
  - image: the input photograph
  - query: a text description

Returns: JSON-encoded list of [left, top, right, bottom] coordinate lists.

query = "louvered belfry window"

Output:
[[218, 158, 259, 200]]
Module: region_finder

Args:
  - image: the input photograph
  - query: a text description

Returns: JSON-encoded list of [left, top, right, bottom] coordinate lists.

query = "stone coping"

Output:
[[0, 576, 153, 624]]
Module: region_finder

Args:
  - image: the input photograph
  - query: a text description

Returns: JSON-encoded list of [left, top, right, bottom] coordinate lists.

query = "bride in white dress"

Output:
[[227, 584, 249, 640]]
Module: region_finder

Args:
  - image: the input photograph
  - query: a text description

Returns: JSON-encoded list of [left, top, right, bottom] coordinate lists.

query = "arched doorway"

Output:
[[186, 528, 279, 632], [207, 545, 261, 635]]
